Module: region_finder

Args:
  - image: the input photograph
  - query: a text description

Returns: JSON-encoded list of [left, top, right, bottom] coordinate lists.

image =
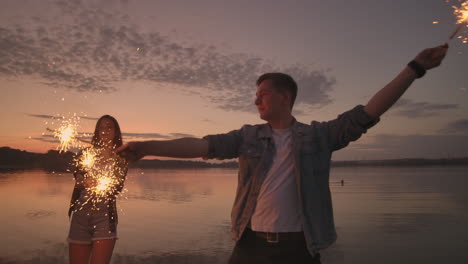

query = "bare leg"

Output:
[[90, 239, 116, 264], [69, 243, 92, 264]]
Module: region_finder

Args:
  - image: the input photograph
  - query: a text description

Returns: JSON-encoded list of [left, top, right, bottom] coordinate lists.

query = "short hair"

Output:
[[256, 72, 297, 109]]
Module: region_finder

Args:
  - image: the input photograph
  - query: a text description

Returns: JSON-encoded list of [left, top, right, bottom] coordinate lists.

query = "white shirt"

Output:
[[250, 127, 302, 232]]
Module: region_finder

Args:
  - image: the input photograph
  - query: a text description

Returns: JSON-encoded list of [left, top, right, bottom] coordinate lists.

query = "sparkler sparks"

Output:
[[77, 147, 100, 169], [73, 148, 127, 211], [53, 114, 80, 153], [91, 161, 125, 206], [449, 1, 468, 42], [46, 112, 128, 212], [95, 176, 112, 194], [46, 113, 93, 152], [453, 1, 468, 24]]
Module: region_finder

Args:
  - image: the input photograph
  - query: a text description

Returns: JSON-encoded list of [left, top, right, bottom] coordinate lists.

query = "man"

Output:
[[117, 43, 448, 263]]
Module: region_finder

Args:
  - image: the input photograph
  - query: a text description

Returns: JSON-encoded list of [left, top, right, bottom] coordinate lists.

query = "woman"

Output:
[[67, 115, 128, 264]]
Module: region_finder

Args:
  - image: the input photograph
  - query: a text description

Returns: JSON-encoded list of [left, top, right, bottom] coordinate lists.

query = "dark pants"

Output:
[[228, 228, 321, 264]]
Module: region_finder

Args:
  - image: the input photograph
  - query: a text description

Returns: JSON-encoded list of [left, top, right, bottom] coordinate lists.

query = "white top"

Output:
[[250, 127, 302, 232]]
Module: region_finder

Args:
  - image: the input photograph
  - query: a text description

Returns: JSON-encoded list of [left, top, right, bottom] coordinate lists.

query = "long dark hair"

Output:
[[91, 115, 123, 149]]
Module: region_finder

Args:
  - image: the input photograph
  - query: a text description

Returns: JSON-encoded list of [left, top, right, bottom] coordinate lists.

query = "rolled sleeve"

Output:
[[348, 104, 380, 129], [202, 128, 243, 160], [313, 105, 380, 151]]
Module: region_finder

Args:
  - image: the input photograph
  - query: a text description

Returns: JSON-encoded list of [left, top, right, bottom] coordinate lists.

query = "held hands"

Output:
[[115, 142, 145, 162], [414, 43, 449, 70]]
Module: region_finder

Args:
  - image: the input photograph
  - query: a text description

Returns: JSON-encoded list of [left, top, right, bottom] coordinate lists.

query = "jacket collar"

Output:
[[257, 123, 272, 139], [291, 117, 306, 137]]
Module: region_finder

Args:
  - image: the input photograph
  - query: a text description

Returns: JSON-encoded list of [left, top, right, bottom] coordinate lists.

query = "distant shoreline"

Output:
[[1, 146, 467, 172]]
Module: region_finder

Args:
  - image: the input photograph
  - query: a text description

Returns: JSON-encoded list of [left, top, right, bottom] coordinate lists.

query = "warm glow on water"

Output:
[[0, 167, 468, 263]]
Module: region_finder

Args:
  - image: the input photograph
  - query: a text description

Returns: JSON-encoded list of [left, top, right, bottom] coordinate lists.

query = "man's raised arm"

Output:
[[116, 138, 209, 162], [364, 43, 449, 119]]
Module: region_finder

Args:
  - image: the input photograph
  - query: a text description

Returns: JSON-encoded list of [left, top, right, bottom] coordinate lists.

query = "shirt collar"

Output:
[[257, 117, 304, 139]]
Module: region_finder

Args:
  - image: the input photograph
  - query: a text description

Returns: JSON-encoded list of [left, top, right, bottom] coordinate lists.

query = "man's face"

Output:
[[255, 80, 289, 121]]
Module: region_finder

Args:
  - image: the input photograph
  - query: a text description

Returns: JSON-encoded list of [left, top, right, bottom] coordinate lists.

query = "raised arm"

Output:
[[364, 43, 449, 119], [116, 137, 209, 162]]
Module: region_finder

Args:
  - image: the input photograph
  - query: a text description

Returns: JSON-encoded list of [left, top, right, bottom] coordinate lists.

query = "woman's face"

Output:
[[97, 118, 116, 144]]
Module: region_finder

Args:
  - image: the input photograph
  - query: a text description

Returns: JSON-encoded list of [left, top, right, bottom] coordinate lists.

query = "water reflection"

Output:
[[127, 169, 215, 203], [329, 166, 468, 264], [375, 212, 455, 234], [25, 210, 56, 220], [0, 242, 231, 264], [1, 167, 468, 264]]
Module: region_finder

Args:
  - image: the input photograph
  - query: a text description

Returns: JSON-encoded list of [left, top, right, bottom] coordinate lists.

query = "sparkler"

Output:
[[44, 113, 127, 212], [46, 112, 128, 212], [449, 1, 468, 42], [77, 147, 100, 169], [73, 146, 127, 211], [52, 114, 80, 153], [95, 176, 112, 194], [42, 98, 128, 214], [46, 113, 93, 152]]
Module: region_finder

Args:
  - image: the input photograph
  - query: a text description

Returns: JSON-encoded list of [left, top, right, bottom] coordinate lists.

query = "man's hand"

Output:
[[414, 43, 449, 70], [364, 43, 450, 119], [116, 142, 145, 163]]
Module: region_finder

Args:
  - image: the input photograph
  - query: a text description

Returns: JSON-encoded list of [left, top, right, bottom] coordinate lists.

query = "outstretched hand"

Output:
[[116, 142, 145, 163], [414, 43, 449, 70]]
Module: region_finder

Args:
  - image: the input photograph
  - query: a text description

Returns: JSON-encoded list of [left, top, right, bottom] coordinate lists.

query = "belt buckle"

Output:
[[266, 232, 279, 243]]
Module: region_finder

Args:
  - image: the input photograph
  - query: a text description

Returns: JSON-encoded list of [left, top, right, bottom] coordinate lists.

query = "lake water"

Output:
[[1, 166, 467, 264]]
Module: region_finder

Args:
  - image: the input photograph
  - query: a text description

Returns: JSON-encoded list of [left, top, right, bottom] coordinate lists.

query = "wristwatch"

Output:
[[407, 60, 426, 78]]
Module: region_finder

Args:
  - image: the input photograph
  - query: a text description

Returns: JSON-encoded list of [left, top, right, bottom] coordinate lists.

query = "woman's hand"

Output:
[[83, 176, 97, 188]]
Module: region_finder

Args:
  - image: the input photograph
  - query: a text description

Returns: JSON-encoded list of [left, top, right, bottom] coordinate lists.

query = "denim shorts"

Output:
[[67, 209, 117, 244]]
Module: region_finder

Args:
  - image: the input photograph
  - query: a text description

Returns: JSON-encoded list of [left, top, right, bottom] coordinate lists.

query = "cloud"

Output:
[[122, 132, 170, 139], [390, 98, 458, 118], [80, 116, 99, 121], [1, 0, 335, 113], [27, 114, 56, 119], [30, 133, 91, 144], [26, 113, 99, 120], [334, 133, 468, 160], [31, 131, 197, 144], [439, 119, 468, 135], [202, 119, 216, 124], [30, 134, 61, 144], [169, 132, 196, 138], [30, 137, 59, 143], [122, 132, 196, 140]]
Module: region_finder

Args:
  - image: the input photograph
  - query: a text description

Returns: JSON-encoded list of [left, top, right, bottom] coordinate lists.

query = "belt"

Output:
[[248, 228, 305, 243]]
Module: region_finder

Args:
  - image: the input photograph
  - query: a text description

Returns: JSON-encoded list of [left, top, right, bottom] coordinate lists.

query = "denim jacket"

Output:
[[203, 105, 379, 252]]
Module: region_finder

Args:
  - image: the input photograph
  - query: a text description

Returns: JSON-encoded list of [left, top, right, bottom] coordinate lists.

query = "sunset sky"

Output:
[[1, 0, 467, 160]]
